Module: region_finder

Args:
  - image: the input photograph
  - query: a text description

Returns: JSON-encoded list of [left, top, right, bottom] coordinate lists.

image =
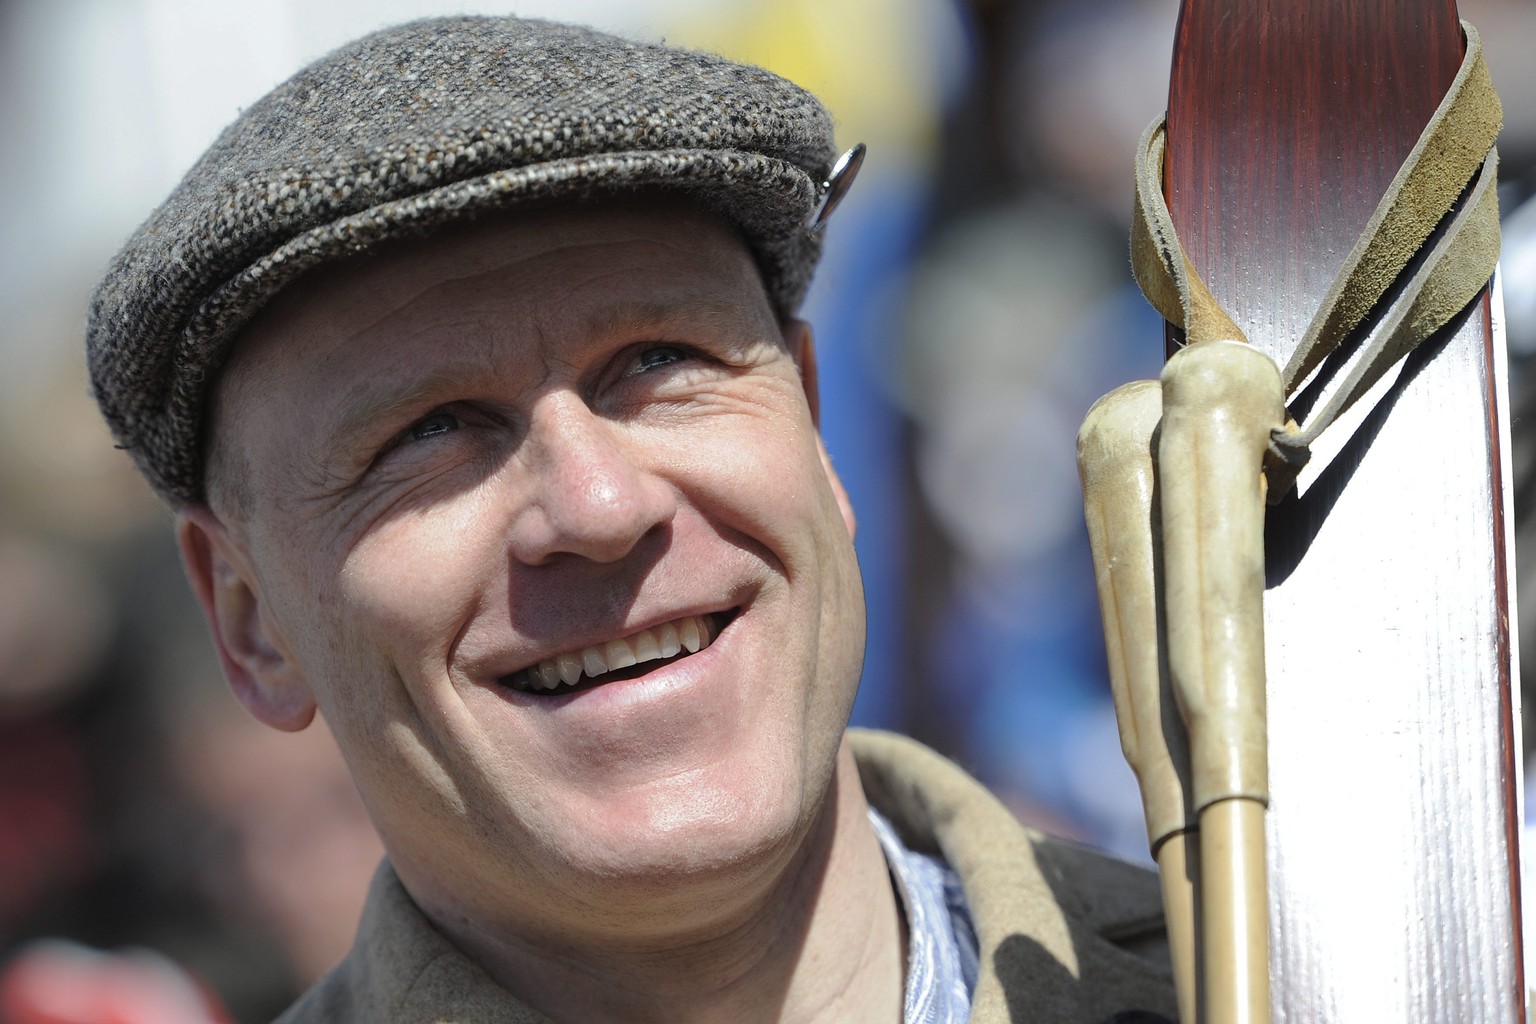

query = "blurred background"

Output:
[[2, 0, 1536, 1020]]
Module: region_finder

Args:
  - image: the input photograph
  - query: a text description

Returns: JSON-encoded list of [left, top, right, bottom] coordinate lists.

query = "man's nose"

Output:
[[504, 393, 677, 565]]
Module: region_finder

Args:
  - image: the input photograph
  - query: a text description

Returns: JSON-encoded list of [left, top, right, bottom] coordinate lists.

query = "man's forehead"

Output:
[[233, 197, 770, 364]]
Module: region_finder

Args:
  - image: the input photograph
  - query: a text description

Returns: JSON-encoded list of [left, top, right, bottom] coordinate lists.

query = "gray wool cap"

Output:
[[87, 15, 846, 506]]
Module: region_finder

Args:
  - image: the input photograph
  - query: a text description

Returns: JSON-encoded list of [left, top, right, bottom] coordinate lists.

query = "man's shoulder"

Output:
[[849, 728, 1177, 1024], [272, 863, 551, 1024], [273, 971, 350, 1024]]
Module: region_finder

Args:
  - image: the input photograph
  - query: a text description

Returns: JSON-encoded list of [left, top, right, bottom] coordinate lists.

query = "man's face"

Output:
[[186, 199, 866, 941]]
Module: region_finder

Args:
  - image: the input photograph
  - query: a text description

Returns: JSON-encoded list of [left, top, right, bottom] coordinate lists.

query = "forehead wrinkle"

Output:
[[307, 308, 543, 460], [582, 294, 776, 347]]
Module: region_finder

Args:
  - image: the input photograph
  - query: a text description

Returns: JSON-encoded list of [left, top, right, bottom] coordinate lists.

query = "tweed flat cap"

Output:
[[88, 15, 844, 506]]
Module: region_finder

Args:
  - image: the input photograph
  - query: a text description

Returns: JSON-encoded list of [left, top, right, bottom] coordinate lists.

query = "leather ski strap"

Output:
[[1129, 22, 1501, 495]]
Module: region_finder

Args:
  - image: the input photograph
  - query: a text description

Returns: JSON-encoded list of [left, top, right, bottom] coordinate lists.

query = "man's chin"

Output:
[[579, 784, 809, 875], [530, 775, 835, 921]]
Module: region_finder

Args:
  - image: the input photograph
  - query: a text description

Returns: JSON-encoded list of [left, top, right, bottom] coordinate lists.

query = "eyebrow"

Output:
[[582, 297, 758, 340], [321, 361, 498, 460]]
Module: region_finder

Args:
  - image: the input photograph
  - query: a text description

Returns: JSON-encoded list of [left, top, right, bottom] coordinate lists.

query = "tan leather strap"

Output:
[[1278, 152, 1499, 453], [1130, 122, 1247, 346], [1129, 21, 1502, 489]]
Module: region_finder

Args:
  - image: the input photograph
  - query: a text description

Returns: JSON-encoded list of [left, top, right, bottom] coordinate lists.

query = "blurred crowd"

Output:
[[3, 0, 1536, 1020]]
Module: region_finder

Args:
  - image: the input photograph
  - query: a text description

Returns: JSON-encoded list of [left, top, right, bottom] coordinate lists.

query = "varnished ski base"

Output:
[[1163, 1, 1523, 1020]]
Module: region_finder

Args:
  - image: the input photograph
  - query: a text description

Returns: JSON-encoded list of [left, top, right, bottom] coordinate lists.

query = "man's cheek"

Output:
[[341, 535, 485, 642]]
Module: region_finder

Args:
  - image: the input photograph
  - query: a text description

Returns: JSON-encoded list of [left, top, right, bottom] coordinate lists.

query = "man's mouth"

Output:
[[501, 612, 730, 695]]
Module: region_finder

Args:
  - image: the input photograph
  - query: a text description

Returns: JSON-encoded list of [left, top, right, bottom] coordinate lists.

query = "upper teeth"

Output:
[[514, 614, 720, 692]]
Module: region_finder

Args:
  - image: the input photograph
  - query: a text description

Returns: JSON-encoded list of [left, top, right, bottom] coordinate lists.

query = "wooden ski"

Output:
[[1160, 1, 1523, 1020]]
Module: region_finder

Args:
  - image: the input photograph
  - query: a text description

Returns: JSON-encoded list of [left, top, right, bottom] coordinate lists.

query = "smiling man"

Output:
[[87, 16, 1176, 1024]]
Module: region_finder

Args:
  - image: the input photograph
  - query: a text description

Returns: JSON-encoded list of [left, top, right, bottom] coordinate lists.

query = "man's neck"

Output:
[[419, 741, 906, 1024]]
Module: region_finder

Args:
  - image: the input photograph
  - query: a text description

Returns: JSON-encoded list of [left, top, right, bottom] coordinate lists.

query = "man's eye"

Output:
[[629, 345, 688, 374], [407, 411, 460, 441]]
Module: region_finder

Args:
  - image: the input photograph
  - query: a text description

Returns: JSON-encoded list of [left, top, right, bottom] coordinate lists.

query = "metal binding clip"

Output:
[[809, 143, 866, 233]]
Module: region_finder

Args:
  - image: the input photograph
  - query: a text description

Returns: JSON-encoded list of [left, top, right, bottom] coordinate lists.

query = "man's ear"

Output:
[[783, 317, 822, 425], [176, 506, 316, 731], [817, 436, 858, 541], [783, 318, 858, 540]]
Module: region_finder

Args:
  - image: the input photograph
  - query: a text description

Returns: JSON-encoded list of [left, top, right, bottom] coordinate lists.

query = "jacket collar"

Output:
[[849, 729, 1176, 1024]]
